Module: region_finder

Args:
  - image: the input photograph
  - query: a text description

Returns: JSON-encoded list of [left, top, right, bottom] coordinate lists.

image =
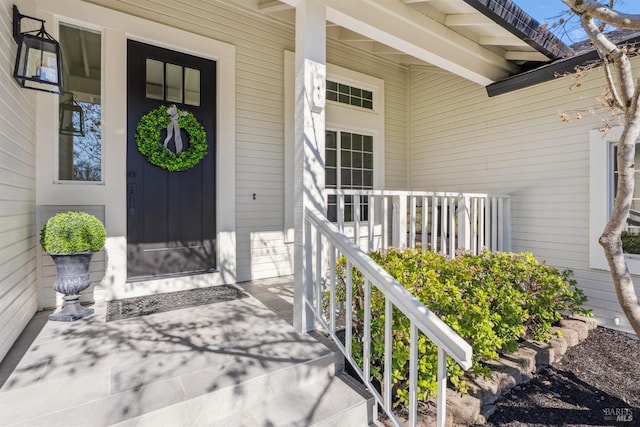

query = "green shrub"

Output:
[[335, 249, 590, 407], [621, 231, 640, 254], [40, 211, 106, 254]]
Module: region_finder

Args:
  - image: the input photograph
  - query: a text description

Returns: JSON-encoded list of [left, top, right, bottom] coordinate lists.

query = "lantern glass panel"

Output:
[[14, 33, 62, 93]]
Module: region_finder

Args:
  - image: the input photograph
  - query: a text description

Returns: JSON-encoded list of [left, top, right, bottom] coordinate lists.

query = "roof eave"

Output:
[[486, 33, 640, 97], [463, 0, 573, 60]]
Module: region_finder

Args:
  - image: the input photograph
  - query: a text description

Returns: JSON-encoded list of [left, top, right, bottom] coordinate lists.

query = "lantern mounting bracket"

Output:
[[11, 5, 63, 94], [13, 5, 46, 43]]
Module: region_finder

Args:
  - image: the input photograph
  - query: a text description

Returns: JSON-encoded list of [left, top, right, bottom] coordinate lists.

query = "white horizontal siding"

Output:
[[0, 0, 39, 363], [408, 60, 640, 333]]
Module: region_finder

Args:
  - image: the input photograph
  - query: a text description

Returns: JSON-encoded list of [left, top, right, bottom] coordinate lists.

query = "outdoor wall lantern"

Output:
[[12, 5, 63, 94], [59, 93, 85, 136]]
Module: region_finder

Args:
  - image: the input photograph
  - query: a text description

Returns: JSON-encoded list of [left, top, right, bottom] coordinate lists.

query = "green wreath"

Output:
[[135, 104, 207, 172]]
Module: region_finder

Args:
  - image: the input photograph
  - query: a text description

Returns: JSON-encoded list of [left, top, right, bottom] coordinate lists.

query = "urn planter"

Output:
[[49, 253, 95, 321], [40, 211, 106, 322]]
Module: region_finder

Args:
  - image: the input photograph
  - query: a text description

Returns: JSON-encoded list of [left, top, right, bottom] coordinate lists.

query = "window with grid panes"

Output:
[[326, 80, 373, 110], [612, 143, 640, 244], [326, 130, 374, 222]]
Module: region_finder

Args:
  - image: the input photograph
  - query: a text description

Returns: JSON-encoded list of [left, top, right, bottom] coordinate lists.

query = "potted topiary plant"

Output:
[[40, 211, 106, 321]]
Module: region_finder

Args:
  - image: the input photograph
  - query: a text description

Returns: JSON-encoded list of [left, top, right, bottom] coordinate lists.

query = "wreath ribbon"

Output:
[[164, 105, 188, 153]]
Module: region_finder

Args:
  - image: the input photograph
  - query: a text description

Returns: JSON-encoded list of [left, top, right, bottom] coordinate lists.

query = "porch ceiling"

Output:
[[238, 0, 571, 86]]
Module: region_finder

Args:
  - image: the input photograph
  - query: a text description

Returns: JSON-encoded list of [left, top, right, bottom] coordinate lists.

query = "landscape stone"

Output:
[[547, 335, 568, 362], [570, 315, 598, 330], [553, 326, 579, 347], [446, 389, 480, 425], [559, 319, 589, 341], [521, 341, 553, 366]]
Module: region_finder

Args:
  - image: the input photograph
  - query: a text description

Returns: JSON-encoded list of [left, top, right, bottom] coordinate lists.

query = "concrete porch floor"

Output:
[[0, 277, 372, 426]]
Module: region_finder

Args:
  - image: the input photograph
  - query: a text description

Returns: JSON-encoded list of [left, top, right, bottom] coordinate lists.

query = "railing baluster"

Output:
[[338, 193, 345, 233], [354, 194, 361, 247], [449, 197, 456, 256], [409, 196, 416, 249], [330, 246, 336, 333], [471, 198, 478, 254], [431, 196, 439, 252], [478, 197, 485, 251], [409, 321, 418, 427], [392, 195, 408, 248], [382, 196, 389, 250], [486, 197, 493, 251], [364, 279, 371, 384], [491, 197, 498, 251], [441, 197, 448, 255], [498, 197, 504, 252], [316, 227, 322, 319], [368, 195, 375, 251], [436, 347, 447, 427], [384, 298, 393, 412], [458, 195, 471, 252], [346, 260, 353, 357], [422, 196, 428, 249]]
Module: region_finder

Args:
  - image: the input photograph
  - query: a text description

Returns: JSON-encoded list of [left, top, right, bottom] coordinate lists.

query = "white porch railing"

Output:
[[304, 207, 473, 427], [325, 190, 511, 255]]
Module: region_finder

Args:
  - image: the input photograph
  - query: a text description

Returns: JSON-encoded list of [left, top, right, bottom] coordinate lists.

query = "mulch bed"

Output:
[[480, 327, 639, 426], [106, 285, 248, 321]]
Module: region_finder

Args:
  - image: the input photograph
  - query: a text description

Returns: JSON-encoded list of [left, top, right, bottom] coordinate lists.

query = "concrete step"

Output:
[[113, 372, 375, 427], [0, 344, 373, 426]]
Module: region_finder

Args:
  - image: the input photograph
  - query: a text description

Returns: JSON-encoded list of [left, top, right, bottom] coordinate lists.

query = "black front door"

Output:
[[127, 40, 216, 280]]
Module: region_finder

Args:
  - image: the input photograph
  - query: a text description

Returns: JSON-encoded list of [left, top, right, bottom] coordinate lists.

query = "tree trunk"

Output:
[[600, 122, 640, 336]]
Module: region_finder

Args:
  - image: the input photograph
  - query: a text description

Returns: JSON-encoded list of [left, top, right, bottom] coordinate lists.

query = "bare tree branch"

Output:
[[563, 0, 640, 29], [580, 14, 636, 105], [602, 61, 624, 110]]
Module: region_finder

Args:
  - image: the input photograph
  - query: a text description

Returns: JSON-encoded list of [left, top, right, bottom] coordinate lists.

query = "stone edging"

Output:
[[441, 315, 598, 426]]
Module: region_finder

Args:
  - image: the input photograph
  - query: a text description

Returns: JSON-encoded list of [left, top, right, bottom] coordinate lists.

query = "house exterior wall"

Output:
[[29, 0, 407, 301], [35, 0, 237, 303], [0, 0, 39, 362], [408, 61, 640, 334]]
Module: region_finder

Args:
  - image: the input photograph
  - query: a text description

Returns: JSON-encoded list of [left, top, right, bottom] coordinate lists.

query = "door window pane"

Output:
[[146, 61, 201, 106], [145, 59, 164, 100], [184, 67, 200, 106], [166, 63, 183, 103], [58, 23, 102, 182]]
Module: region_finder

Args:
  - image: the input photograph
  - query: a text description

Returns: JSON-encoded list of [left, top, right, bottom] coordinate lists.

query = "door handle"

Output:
[[128, 184, 135, 216]]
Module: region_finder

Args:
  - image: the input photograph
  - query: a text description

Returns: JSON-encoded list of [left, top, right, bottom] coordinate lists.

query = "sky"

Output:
[[512, 0, 639, 44]]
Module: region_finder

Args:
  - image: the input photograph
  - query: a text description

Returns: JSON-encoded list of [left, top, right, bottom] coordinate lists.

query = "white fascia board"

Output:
[[280, 0, 518, 85]]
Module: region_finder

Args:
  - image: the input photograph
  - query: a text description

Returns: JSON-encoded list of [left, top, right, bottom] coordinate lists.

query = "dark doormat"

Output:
[[106, 285, 249, 321]]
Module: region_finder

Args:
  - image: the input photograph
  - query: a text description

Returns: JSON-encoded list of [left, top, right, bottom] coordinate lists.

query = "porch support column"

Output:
[[293, 0, 327, 333]]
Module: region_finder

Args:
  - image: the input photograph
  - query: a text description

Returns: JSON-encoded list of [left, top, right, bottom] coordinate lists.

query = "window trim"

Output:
[[589, 126, 640, 273], [54, 20, 105, 185]]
